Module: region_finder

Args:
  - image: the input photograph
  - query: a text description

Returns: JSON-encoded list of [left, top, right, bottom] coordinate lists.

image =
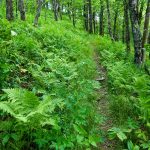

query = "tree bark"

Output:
[[34, 0, 43, 26], [16, 0, 18, 18], [52, 0, 58, 21], [148, 33, 150, 44], [124, 0, 131, 52], [6, 0, 14, 21], [99, 0, 104, 36], [141, 0, 150, 61], [106, 0, 112, 38], [67, 2, 71, 20], [113, 8, 118, 40], [71, 0, 76, 27], [58, 0, 62, 20], [129, 0, 142, 64], [138, 0, 144, 26], [18, 0, 26, 20], [84, 0, 89, 31], [122, 18, 125, 43], [93, 12, 96, 33], [88, 0, 93, 33], [142, 0, 150, 47]]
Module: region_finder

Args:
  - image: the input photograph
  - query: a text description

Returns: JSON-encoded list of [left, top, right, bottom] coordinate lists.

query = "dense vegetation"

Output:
[[95, 37, 150, 149], [0, 0, 150, 149]]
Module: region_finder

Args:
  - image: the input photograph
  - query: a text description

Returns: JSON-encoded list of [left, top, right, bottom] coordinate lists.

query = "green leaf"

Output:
[[117, 132, 127, 141], [2, 135, 10, 146], [89, 135, 97, 147]]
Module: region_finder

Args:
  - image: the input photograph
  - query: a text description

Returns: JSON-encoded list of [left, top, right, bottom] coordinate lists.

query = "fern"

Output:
[[0, 88, 56, 125]]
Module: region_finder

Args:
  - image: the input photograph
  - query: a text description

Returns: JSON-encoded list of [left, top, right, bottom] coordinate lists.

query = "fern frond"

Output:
[[1, 88, 56, 126], [0, 102, 15, 116]]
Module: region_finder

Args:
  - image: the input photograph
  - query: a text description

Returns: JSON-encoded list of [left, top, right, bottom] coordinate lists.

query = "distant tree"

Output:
[[18, 0, 26, 20], [34, 0, 43, 26], [113, 4, 119, 40], [106, 0, 112, 39], [52, 0, 58, 21], [124, 0, 131, 52], [142, 0, 150, 47], [88, 0, 93, 33], [99, 0, 104, 36], [6, 0, 14, 21], [141, 0, 150, 61], [84, 0, 89, 31], [129, 0, 142, 64]]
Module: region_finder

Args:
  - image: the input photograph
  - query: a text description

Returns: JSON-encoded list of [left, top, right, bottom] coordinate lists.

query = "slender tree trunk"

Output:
[[70, 0, 75, 27], [122, 18, 125, 43], [6, 0, 14, 21], [124, 0, 131, 52], [148, 33, 150, 44], [18, 0, 26, 20], [138, 1, 144, 26], [141, 0, 150, 61], [72, 9, 76, 27], [84, 0, 89, 31], [67, 2, 71, 20], [16, 0, 18, 18], [129, 0, 142, 64], [113, 8, 118, 40], [52, 0, 58, 21], [58, 0, 62, 20], [34, 0, 43, 26], [99, 0, 104, 36], [93, 12, 96, 33], [106, 0, 112, 38], [88, 0, 93, 33], [142, 0, 150, 47], [44, 1, 48, 21]]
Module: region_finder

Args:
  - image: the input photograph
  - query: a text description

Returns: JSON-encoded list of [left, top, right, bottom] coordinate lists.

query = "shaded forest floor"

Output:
[[94, 52, 115, 150], [92, 43, 122, 150]]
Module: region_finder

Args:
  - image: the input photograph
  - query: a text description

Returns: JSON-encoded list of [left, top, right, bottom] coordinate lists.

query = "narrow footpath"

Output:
[[93, 50, 115, 150]]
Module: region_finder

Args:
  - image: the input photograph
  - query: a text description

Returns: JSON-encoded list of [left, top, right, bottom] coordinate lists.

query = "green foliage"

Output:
[[0, 19, 101, 149], [96, 36, 150, 149], [0, 19, 11, 40]]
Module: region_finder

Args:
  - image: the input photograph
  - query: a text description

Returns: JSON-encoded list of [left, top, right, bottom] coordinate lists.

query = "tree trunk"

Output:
[[34, 0, 43, 26], [6, 0, 14, 21], [138, 1, 144, 26], [52, 0, 58, 21], [129, 0, 142, 64], [113, 8, 118, 40], [122, 18, 125, 43], [124, 0, 131, 52], [148, 33, 150, 44], [141, 0, 150, 61], [88, 0, 93, 33], [142, 0, 150, 47], [99, 0, 104, 36], [93, 12, 96, 33], [71, 0, 76, 27], [18, 0, 26, 20], [58, 0, 62, 20], [67, 2, 71, 20], [84, 0, 89, 31], [106, 0, 112, 38], [16, 0, 18, 18]]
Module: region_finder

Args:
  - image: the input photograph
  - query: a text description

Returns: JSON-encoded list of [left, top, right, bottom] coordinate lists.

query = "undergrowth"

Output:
[[96, 36, 150, 149], [0, 19, 102, 149]]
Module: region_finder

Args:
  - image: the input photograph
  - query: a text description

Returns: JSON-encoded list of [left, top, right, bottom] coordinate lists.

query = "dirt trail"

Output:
[[94, 51, 115, 150]]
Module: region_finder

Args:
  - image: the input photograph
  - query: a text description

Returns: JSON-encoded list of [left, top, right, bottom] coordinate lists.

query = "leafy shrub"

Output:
[[0, 20, 101, 149], [97, 37, 150, 149], [0, 19, 11, 40]]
